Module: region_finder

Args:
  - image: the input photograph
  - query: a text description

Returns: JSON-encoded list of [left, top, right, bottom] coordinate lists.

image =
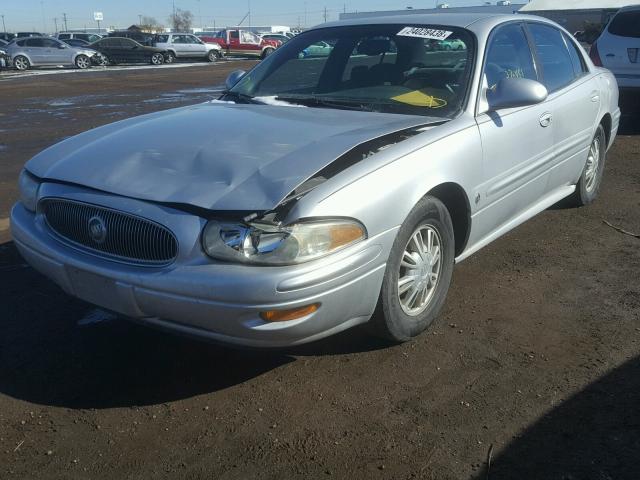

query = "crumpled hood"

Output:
[[27, 102, 437, 211]]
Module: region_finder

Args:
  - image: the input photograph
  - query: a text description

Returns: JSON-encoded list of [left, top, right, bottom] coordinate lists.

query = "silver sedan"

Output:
[[5, 36, 96, 70], [11, 13, 620, 347]]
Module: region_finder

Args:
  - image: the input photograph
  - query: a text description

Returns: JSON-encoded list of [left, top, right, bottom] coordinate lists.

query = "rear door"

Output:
[[171, 34, 190, 57], [24, 38, 45, 64], [475, 22, 555, 237], [526, 22, 600, 189], [598, 8, 640, 81]]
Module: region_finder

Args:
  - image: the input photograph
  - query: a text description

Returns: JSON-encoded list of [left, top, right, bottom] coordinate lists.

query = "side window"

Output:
[[156, 35, 168, 43], [42, 39, 60, 48], [58, 33, 70, 40], [230, 31, 239, 40], [528, 23, 576, 92], [484, 23, 537, 89], [563, 33, 588, 77], [26, 38, 44, 47]]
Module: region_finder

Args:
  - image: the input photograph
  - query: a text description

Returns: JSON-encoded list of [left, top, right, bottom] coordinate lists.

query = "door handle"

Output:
[[605, 53, 615, 57], [539, 112, 552, 127], [591, 92, 600, 102]]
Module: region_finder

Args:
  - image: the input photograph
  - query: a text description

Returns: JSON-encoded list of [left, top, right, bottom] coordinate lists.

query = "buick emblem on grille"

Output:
[[88, 216, 107, 244]]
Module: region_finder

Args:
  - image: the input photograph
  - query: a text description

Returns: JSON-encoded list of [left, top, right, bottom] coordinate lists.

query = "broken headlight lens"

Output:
[[18, 169, 40, 212], [202, 218, 366, 265]]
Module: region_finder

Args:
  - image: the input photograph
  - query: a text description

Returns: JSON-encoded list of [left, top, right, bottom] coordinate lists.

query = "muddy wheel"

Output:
[[370, 196, 455, 343], [14, 55, 30, 71], [75, 54, 90, 69]]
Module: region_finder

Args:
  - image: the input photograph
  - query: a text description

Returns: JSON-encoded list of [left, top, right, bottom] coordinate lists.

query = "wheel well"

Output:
[[427, 183, 471, 256], [600, 113, 612, 147]]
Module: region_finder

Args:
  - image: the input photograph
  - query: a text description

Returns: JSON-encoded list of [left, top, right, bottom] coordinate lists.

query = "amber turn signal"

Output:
[[260, 303, 320, 322]]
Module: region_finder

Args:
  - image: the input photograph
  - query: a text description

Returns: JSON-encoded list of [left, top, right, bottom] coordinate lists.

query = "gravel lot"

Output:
[[0, 63, 639, 480]]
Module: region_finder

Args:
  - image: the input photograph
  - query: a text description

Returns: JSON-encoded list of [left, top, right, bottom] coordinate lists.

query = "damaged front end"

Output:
[[199, 124, 435, 265]]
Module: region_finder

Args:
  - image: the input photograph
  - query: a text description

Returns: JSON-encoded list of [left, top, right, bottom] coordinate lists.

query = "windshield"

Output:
[[229, 24, 474, 117]]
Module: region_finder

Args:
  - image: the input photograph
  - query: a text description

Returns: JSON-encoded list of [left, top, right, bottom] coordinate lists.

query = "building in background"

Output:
[[519, 0, 629, 34]]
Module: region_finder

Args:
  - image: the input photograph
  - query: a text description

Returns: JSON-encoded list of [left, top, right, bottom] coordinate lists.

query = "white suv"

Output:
[[154, 33, 222, 63], [590, 5, 640, 89]]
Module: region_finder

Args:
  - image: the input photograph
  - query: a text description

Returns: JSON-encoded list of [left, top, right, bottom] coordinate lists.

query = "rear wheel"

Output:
[[13, 55, 30, 71], [75, 54, 90, 69], [206, 50, 218, 62], [151, 53, 164, 65], [370, 196, 455, 343], [261, 47, 274, 59], [570, 124, 607, 206]]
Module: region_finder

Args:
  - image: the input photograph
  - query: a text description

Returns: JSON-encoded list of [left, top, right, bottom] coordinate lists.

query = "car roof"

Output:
[[316, 12, 557, 35]]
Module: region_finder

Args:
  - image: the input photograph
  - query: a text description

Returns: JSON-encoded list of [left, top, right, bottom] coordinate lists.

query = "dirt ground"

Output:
[[0, 63, 639, 480]]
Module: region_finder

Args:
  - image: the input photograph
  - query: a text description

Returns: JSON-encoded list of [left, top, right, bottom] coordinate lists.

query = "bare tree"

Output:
[[168, 9, 194, 32], [139, 16, 163, 33]]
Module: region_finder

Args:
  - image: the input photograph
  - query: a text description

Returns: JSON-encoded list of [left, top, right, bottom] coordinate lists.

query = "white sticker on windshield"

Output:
[[397, 27, 453, 40]]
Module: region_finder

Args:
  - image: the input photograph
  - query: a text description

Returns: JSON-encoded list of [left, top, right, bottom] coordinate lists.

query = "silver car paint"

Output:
[[11, 13, 621, 347], [5, 37, 95, 67]]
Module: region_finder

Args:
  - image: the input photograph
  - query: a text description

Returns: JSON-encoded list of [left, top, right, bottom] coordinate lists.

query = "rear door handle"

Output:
[[605, 53, 615, 57], [539, 112, 552, 127]]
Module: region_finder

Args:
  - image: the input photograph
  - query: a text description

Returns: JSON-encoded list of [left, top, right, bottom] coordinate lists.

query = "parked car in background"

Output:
[[154, 33, 222, 62], [261, 33, 290, 44], [202, 29, 279, 58], [0, 48, 11, 70], [11, 14, 620, 347], [16, 32, 44, 38], [107, 30, 155, 46], [0, 32, 16, 43], [589, 5, 640, 90], [62, 38, 90, 47], [0, 39, 8, 47], [6, 37, 96, 70], [89, 37, 167, 65], [56, 32, 103, 43], [300, 41, 333, 58]]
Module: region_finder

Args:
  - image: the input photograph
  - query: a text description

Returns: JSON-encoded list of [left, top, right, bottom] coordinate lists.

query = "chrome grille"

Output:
[[41, 198, 178, 266]]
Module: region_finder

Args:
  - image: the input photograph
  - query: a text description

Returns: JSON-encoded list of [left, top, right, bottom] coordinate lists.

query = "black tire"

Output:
[[370, 196, 455, 343], [165, 51, 176, 64], [569, 124, 607, 207], [206, 50, 218, 62], [261, 47, 274, 59], [13, 55, 30, 71], [150, 53, 164, 65], [75, 54, 90, 69]]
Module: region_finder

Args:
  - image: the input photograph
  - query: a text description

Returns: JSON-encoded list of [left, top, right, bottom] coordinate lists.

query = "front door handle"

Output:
[[539, 112, 552, 127]]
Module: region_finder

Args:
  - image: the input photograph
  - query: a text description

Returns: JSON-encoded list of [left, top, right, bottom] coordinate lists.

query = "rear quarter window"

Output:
[[608, 10, 640, 38]]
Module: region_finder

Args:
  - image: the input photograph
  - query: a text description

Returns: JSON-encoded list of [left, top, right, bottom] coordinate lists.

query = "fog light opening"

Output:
[[260, 303, 320, 322]]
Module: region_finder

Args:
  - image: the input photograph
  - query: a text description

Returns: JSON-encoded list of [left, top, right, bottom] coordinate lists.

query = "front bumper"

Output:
[[10, 190, 396, 347]]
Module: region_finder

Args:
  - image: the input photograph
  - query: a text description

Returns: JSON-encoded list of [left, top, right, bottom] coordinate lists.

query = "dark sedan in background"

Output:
[[89, 37, 168, 65]]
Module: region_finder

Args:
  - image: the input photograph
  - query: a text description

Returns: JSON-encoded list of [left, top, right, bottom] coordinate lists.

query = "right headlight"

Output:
[[202, 218, 367, 265], [18, 169, 40, 212]]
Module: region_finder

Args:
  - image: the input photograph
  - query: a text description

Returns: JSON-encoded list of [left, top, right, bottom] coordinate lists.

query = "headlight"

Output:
[[202, 218, 366, 265], [18, 169, 40, 212]]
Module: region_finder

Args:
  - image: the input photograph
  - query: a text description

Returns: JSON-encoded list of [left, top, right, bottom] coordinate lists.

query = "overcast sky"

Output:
[[1, 0, 499, 32]]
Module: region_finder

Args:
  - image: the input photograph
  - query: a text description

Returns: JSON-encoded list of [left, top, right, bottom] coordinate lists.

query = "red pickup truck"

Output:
[[200, 29, 280, 59]]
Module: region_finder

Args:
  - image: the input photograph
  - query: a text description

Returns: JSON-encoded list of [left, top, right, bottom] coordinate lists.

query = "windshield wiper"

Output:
[[220, 91, 262, 104], [274, 95, 376, 112]]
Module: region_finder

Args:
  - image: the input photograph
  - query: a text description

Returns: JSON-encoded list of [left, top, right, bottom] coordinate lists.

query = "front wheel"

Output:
[[370, 196, 455, 343], [206, 50, 218, 62], [164, 51, 176, 64], [151, 53, 164, 65], [13, 55, 30, 71], [570, 124, 607, 206], [75, 54, 90, 69], [261, 47, 274, 59]]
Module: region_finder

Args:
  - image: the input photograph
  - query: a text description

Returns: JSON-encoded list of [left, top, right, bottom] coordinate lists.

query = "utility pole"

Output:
[[1, 15, 6, 33], [40, 1, 46, 33], [304, 2, 307, 27], [54, 17, 58, 33], [62, 12, 68, 31], [138, 14, 142, 25], [323, 6, 327, 22], [248, 0, 251, 28]]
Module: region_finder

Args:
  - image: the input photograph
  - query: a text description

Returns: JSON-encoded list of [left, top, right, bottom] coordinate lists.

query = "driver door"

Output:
[[474, 22, 555, 239]]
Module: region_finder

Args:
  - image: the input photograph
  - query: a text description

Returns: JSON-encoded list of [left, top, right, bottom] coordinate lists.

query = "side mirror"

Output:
[[487, 77, 548, 111], [225, 69, 246, 90]]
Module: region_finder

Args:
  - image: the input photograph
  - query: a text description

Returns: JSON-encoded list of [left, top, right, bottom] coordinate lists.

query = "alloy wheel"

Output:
[[584, 135, 601, 193]]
